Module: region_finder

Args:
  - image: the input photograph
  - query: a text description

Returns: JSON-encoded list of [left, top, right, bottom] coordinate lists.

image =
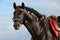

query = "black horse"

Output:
[[13, 2, 53, 40]]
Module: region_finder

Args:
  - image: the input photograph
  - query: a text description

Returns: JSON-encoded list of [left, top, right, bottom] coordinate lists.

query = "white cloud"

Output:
[[54, 0, 60, 5]]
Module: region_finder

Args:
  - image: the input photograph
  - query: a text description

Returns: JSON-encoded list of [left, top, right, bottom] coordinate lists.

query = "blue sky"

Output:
[[0, 0, 60, 40]]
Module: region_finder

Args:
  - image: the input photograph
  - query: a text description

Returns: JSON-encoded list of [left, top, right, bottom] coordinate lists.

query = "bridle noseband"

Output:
[[13, 18, 20, 21]]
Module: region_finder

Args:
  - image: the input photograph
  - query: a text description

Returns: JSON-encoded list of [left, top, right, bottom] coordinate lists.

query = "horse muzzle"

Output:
[[14, 23, 21, 30]]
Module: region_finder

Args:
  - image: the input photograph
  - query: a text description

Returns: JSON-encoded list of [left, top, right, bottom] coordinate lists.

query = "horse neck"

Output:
[[23, 13, 43, 38], [23, 13, 35, 37], [23, 11, 53, 40]]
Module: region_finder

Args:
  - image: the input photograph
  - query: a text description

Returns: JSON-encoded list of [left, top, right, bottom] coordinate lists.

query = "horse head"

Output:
[[13, 2, 26, 30]]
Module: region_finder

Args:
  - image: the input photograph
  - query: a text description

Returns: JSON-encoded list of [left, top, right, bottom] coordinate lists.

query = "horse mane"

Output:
[[17, 6, 43, 18]]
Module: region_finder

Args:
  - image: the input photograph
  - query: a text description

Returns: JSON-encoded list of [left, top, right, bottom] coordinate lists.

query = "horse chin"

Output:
[[14, 26, 20, 30], [14, 25, 21, 30]]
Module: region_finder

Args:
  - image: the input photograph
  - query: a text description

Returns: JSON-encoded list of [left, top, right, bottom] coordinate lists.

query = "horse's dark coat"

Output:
[[13, 2, 57, 40]]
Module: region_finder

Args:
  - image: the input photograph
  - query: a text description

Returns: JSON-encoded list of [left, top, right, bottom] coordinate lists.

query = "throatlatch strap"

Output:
[[49, 20, 58, 38]]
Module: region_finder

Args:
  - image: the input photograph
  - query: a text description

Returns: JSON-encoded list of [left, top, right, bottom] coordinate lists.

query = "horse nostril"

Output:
[[14, 24, 16, 27], [17, 24, 19, 26]]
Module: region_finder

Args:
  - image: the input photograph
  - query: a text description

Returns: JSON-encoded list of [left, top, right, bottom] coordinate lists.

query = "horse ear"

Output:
[[13, 2, 17, 9], [21, 2, 25, 8]]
